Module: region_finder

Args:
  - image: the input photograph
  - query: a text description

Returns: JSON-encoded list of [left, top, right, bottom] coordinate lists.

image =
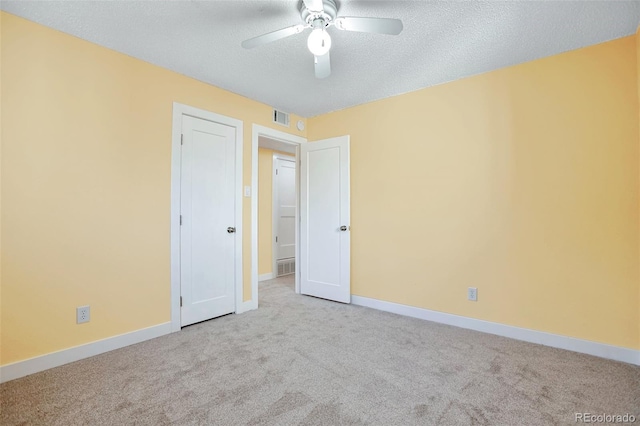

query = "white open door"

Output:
[[300, 136, 350, 303]]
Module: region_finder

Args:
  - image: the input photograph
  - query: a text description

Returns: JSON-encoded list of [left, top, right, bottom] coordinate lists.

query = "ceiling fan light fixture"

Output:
[[241, 0, 403, 78], [307, 28, 331, 56]]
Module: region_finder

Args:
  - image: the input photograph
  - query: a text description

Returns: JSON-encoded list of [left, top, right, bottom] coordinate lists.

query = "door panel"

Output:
[[181, 115, 236, 326], [300, 136, 350, 303], [276, 158, 296, 261]]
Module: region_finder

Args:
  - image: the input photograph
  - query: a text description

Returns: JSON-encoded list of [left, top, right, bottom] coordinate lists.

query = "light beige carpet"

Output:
[[1, 275, 639, 425]]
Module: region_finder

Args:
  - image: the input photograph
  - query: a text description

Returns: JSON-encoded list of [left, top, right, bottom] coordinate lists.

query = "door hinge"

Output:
[[180, 296, 182, 307], [181, 134, 184, 145], [276, 169, 278, 175], [275, 236, 278, 243], [180, 215, 182, 225]]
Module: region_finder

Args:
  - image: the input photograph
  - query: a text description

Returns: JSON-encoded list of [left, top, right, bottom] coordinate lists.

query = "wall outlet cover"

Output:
[[468, 287, 478, 302], [77, 306, 90, 324]]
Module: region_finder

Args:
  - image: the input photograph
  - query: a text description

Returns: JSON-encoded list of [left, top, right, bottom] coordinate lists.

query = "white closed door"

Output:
[[275, 158, 296, 261], [180, 115, 236, 326], [300, 136, 350, 303]]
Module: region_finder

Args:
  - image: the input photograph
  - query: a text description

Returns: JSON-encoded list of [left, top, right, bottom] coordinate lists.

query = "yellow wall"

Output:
[[2, 10, 639, 367], [0, 15, 3, 365], [309, 36, 640, 350], [258, 148, 274, 276], [637, 26, 640, 348], [0, 12, 306, 365], [258, 148, 295, 276]]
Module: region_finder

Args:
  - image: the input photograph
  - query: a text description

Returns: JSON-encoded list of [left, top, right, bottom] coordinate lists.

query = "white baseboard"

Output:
[[0, 322, 172, 383], [351, 295, 640, 366], [259, 272, 275, 282]]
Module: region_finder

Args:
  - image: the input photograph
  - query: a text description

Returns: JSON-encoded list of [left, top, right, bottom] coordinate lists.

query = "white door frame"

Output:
[[251, 124, 306, 310], [272, 153, 296, 278], [170, 102, 244, 332]]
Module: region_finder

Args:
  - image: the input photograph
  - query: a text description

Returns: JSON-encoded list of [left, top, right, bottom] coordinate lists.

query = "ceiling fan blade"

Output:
[[314, 52, 331, 79], [241, 24, 305, 49], [334, 17, 403, 35], [303, 0, 324, 13]]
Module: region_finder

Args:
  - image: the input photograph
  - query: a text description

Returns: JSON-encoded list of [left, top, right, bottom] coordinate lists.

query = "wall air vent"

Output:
[[273, 109, 290, 127], [277, 258, 295, 277]]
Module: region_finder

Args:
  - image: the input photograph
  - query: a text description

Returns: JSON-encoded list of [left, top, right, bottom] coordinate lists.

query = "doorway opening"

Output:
[[271, 152, 297, 280], [251, 125, 307, 309]]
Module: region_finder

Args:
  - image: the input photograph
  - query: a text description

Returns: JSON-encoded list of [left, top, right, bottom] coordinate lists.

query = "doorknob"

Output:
[[227, 227, 236, 233], [340, 226, 348, 231]]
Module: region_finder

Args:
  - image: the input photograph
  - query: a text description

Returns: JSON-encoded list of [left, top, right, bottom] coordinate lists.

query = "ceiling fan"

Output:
[[241, 0, 403, 79]]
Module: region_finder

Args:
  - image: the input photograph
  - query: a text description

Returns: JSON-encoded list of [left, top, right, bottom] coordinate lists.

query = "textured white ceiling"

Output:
[[2, 1, 640, 117]]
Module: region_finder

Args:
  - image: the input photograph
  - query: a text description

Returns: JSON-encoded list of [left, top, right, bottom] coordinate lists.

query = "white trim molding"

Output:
[[351, 295, 640, 366], [259, 272, 275, 282], [0, 322, 172, 383], [171, 102, 243, 331], [251, 124, 306, 312], [241, 300, 257, 313]]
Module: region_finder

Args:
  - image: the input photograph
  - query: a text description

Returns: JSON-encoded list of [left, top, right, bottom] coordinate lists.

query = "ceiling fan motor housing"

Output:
[[300, 0, 338, 26]]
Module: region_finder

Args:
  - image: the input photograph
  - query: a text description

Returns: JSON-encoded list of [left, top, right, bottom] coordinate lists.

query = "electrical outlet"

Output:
[[468, 287, 478, 302], [76, 306, 90, 324]]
